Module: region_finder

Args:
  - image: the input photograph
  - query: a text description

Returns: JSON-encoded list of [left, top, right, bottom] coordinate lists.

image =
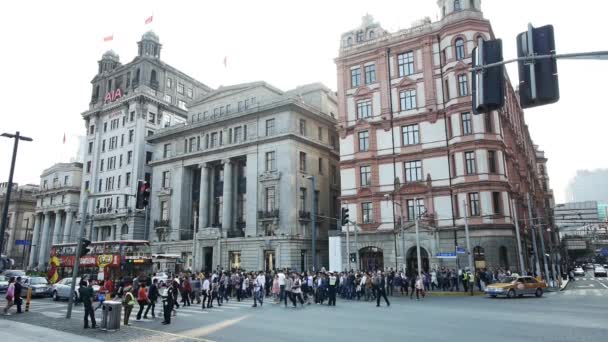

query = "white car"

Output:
[[52, 277, 100, 301], [594, 266, 607, 277], [152, 272, 169, 284], [573, 267, 585, 277]]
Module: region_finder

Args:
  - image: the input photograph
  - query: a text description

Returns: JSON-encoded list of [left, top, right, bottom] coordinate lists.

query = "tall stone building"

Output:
[[29, 162, 82, 269], [147, 82, 340, 272], [79, 31, 211, 243], [334, 1, 554, 273], [0, 183, 37, 269]]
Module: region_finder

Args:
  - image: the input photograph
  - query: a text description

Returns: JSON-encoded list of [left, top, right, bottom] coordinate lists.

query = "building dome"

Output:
[[102, 50, 120, 62], [142, 30, 159, 43]]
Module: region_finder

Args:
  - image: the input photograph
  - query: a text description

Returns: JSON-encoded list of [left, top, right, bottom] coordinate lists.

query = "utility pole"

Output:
[[66, 193, 88, 319], [414, 209, 422, 281], [463, 200, 474, 296], [0, 131, 33, 256], [527, 193, 541, 277], [345, 221, 350, 271], [537, 208, 551, 286], [512, 199, 526, 275], [352, 221, 358, 269]]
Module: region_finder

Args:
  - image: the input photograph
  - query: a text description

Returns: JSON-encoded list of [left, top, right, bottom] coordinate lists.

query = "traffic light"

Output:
[[341, 207, 349, 226], [350, 253, 356, 263], [135, 180, 151, 209], [516, 24, 559, 108], [471, 39, 505, 114], [80, 238, 91, 256]]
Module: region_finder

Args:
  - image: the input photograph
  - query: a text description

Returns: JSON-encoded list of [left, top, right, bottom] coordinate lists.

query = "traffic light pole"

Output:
[[470, 50, 608, 72], [345, 221, 350, 271], [66, 193, 88, 319]]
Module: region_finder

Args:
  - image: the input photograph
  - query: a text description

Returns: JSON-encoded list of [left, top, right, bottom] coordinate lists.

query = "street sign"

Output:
[[15, 240, 31, 246], [436, 252, 457, 259], [456, 246, 466, 254]]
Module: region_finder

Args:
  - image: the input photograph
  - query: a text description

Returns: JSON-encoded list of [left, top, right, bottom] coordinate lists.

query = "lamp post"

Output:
[[0, 131, 33, 256], [305, 175, 316, 271]]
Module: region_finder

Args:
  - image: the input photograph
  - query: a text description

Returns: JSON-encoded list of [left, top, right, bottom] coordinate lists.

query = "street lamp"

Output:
[[304, 175, 316, 271], [0, 132, 33, 256]]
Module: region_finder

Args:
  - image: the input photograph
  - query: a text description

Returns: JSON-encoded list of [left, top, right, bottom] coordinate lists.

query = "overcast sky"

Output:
[[0, 0, 606, 203]]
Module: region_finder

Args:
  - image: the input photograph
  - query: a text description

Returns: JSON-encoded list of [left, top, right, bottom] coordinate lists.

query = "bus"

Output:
[[49, 240, 152, 282]]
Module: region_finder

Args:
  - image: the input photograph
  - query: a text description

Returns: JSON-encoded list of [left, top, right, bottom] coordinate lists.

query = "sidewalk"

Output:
[[0, 319, 103, 342]]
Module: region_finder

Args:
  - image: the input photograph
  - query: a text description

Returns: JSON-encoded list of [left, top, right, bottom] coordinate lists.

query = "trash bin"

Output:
[[103, 300, 122, 331], [100, 303, 109, 329]]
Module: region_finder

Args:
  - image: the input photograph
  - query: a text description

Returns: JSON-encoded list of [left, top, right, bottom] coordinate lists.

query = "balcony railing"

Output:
[[258, 210, 279, 219], [154, 219, 170, 228]]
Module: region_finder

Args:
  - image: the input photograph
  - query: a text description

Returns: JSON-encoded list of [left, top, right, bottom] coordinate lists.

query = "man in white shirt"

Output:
[[278, 270, 286, 302], [202, 277, 211, 309], [252, 272, 266, 307]]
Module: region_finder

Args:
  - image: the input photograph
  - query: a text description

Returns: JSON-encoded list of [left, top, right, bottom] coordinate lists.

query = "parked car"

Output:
[[51, 277, 100, 301], [20, 276, 52, 297], [3, 269, 26, 278], [585, 263, 595, 270], [485, 276, 547, 298], [152, 272, 169, 284], [0, 275, 8, 292], [594, 266, 607, 277], [573, 267, 585, 277]]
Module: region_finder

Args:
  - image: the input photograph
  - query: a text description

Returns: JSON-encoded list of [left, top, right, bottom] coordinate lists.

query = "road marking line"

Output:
[[176, 314, 250, 338], [597, 281, 608, 289], [40, 312, 64, 318], [126, 325, 217, 342]]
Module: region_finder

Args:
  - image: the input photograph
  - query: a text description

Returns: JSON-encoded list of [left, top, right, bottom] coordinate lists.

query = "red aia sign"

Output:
[[104, 89, 123, 104]]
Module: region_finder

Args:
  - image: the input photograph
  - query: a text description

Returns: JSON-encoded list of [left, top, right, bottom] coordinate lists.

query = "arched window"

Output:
[[469, 0, 475, 9], [473, 246, 486, 269], [346, 37, 353, 46], [121, 224, 129, 235], [368, 30, 375, 39], [455, 38, 465, 60], [499, 246, 509, 269], [454, 0, 462, 11], [356, 30, 364, 42], [150, 70, 157, 83]]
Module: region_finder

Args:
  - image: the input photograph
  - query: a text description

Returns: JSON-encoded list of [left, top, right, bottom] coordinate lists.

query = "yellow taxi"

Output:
[[485, 275, 547, 298]]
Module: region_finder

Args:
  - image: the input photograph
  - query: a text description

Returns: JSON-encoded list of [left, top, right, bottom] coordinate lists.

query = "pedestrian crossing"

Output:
[[560, 289, 608, 297], [574, 277, 608, 281]]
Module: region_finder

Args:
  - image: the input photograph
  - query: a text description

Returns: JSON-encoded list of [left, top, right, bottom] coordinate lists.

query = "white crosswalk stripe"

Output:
[[562, 289, 606, 296]]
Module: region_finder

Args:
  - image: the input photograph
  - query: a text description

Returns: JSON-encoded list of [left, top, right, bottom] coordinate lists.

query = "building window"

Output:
[[398, 51, 414, 77], [160, 201, 168, 220], [358, 131, 369, 152], [318, 157, 323, 174], [103, 122, 108, 132], [187, 88, 193, 98], [299, 188, 307, 211], [402, 124, 420, 145], [458, 74, 468, 96], [265, 151, 276, 171], [468, 192, 480, 216], [317, 126, 323, 141], [177, 82, 184, 94], [229, 251, 241, 270], [454, 0, 462, 11], [88, 142, 93, 154], [399, 89, 417, 110], [364, 64, 376, 84], [455, 38, 465, 60], [492, 192, 502, 215], [210, 132, 218, 148], [85, 181, 89, 191], [265, 187, 275, 211], [98, 179, 102, 192], [453, 195, 460, 218], [100, 159, 104, 171], [146, 151, 153, 164], [125, 172, 131, 186], [362, 202, 373, 223], [163, 143, 171, 158], [299, 119, 307, 136], [128, 129, 134, 143], [356, 99, 372, 119], [484, 112, 493, 133], [299, 152, 307, 172], [189, 137, 196, 152], [162, 171, 170, 188], [461, 112, 472, 135], [488, 150, 497, 174], [101, 140, 106, 152], [148, 113, 155, 123], [404, 160, 423, 182], [86, 161, 91, 173], [164, 94, 172, 104], [127, 151, 133, 164], [130, 111, 135, 121], [234, 126, 242, 143], [407, 198, 425, 221], [465, 151, 476, 174], [265, 119, 275, 136], [356, 30, 364, 42], [166, 78, 172, 88], [360, 166, 371, 187], [444, 79, 450, 101], [351, 68, 361, 87], [178, 100, 187, 110], [331, 165, 338, 185]]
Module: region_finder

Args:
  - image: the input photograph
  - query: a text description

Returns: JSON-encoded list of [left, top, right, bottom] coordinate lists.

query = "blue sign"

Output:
[[436, 252, 457, 259], [15, 240, 31, 246], [456, 246, 466, 254], [601, 247, 608, 257]]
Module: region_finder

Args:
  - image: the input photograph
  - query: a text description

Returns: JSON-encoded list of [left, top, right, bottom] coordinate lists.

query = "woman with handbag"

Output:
[[136, 284, 149, 320], [3, 277, 15, 315]]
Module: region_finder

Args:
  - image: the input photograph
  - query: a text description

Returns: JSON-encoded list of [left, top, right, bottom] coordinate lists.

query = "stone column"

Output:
[[112, 225, 117, 241], [96, 227, 102, 241], [38, 212, 51, 268], [221, 159, 233, 234], [62, 209, 73, 243], [28, 213, 41, 269], [51, 210, 63, 245], [199, 163, 210, 230]]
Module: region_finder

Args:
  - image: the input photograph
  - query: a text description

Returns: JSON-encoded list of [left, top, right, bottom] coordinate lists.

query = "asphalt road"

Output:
[[1, 286, 607, 342]]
